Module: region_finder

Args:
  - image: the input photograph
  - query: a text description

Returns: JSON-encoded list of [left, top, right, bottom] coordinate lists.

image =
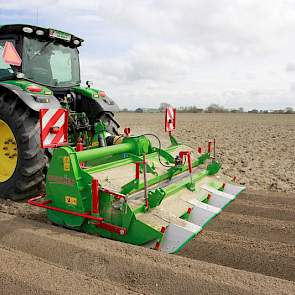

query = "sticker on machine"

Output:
[[65, 196, 77, 206]]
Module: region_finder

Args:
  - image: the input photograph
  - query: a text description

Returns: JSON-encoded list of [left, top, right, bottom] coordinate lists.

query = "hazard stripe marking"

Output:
[[40, 108, 68, 148]]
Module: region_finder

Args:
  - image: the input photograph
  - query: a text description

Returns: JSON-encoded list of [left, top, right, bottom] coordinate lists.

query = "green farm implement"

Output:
[[0, 24, 244, 253], [29, 108, 244, 253]]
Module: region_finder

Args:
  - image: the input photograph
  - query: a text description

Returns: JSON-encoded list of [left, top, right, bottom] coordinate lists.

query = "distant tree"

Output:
[[196, 108, 204, 113], [272, 109, 284, 114], [190, 106, 203, 113], [248, 109, 258, 113], [159, 102, 171, 112], [177, 106, 203, 113], [206, 104, 227, 113], [135, 108, 143, 113], [121, 108, 129, 112], [285, 107, 294, 114]]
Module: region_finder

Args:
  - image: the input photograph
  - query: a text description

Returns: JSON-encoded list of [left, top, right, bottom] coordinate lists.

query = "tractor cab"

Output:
[[0, 24, 119, 141], [0, 24, 120, 200], [0, 24, 83, 89]]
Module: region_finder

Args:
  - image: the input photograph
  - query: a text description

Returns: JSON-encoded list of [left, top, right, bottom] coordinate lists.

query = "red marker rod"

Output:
[[135, 162, 140, 180], [207, 141, 212, 153], [143, 154, 149, 210], [92, 178, 99, 214]]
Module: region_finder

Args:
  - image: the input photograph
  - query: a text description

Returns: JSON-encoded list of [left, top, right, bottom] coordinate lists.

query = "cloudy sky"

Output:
[[0, 0, 294, 110]]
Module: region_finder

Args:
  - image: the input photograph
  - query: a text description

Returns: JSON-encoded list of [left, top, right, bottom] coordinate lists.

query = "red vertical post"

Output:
[[92, 179, 99, 214], [208, 141, 212, 153], [187, 152, 192, 174], [76, 138, 85, 168], [198, 147, 202, 154], [172, 108, 176, 130], [76, 138, 84, 152], [187, 152, 193, 185], [135, 162, 140, 180], [179, 151, 193, 185], [76, 142, 84, 152], [165, 109, 168, 132], [143, 154, 149, 210]]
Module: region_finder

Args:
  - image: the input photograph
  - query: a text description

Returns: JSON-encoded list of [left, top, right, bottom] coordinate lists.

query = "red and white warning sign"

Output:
[[39, 109, 68, 148], [165, 107, 176, 132], [2, 41, 22, 66]]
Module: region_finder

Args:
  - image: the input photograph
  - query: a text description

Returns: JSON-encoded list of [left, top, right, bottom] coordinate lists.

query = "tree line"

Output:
[[121, 103, 294, 114]]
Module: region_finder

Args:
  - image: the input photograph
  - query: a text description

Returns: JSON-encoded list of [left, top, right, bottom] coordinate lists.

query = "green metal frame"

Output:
[[42, 134, 225, 247]]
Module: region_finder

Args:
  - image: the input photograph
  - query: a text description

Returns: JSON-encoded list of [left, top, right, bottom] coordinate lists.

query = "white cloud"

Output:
[[1, 0, 295, 109], [286, 63, 295, 72]]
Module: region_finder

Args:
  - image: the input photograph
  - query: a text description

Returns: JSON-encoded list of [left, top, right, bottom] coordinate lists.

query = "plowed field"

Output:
[[0, 113, 294, 294]]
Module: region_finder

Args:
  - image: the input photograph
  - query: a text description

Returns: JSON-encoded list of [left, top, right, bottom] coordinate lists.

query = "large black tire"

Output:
[[0, 91, 46, 200]]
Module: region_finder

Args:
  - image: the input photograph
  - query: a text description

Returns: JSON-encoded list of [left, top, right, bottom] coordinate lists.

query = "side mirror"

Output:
[[86, 80, 93, 88]]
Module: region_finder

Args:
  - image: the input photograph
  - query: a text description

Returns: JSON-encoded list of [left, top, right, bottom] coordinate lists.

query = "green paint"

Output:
[[148, 188, 166, 208], [42, 132, 235, 253], [73, 85, 104, 99], [77, 136, 151, 162], [207, 160, 221, 175], [0, 80, 52, 95], [169, 133, 179, 146]]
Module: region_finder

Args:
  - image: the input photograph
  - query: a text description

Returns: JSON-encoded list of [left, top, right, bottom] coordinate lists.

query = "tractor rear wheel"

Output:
[[0, 91, 46, 200]]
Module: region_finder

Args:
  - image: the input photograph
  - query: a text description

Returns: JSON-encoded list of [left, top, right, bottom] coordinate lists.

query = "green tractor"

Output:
[[1, 24, 245, 253], [0, 24, 120, 200]]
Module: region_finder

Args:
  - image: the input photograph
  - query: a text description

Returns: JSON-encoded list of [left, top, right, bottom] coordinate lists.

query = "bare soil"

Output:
[[0, 113, 295, 294], [117, 113, 295, 193], [0, 212, 294, 295], [178, 190, 295, 282]]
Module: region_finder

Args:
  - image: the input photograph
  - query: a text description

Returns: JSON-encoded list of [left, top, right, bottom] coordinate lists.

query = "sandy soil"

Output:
[[178, 190, 295, 282], [0, 212, 294, 295], [0, 113, 295, 294], [117, 113, 295, 193]]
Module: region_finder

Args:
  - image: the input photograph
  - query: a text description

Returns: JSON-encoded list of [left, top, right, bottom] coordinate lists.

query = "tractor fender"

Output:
[[73, 86, 120, 115], [0, 83, 61, 112], [95, 96, 120, 113], [79, 94, 120, 117]]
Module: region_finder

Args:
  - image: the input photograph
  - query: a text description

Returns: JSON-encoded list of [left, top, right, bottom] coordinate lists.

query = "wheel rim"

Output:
[[0, 119, 18, 182]]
